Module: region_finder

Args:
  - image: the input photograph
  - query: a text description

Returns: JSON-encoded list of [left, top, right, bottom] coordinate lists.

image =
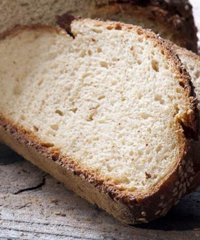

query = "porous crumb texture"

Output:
[[177, 50, 200, 114], [175, 47, 200, 184], [0, 0, 197, 52], [0, 20, 195, 198]]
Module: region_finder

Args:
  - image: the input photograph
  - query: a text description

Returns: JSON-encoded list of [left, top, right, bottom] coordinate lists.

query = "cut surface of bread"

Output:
[[174, 47, 200, 190], [0, 0, 197, 52], [0, 20, 198, 224]]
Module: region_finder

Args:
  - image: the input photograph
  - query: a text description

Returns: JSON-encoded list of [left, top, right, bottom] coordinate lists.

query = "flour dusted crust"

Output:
[[0, 21, 198, 224]]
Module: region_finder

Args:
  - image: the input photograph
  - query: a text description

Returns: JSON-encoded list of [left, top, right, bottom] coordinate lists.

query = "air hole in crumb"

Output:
[[112, 57, 119, 61], [51, 63, 59, 69], [87, 114, 94, 122], [141, 113, 151, 119], [190, 66, 194, 71], [129, 150, 134, 156], [38, 79, 44, 86], [106, 166, 112, 172], [33, 126, 39, 132], [111, 80, 117, 85], [97, 47, 102, 53], [106, 26, 113, 30], [88, 50, 92, 56], [195, 71, 200, 78], [82, 73, 90, 79], [51, 124, 59, 131], [138, 93, 142, 99], [98, 95, 105, 100], [137, 29, 143, 35], [138, 37, 143, 42], [79, 50, 86, 57], [146, 149, 150, 155], [156, 145, 162, 152], [55, 109, 64, 116], [151, 60, 159, 72], [147, 127, 152, 133], [70, 108, 77, 113], [21, 115, 26, 121], [13, 86, 21, 95], [41, 142, 54, 148], [92, 28, 103, 33], [161, 50, 164, 55], [100, 61, 108, 68], [176, 88, 182, 93], [70, 72, 75, 77], [165, 64, 169, 70], [121, 96, 126, 101], [115, 24, 122, 30], [154, 94, 164, 104], [137, 60, 142, 65]]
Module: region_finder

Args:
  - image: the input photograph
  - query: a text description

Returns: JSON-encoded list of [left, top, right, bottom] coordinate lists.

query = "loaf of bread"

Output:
[[0, 0, 197, 52], [0, 19, 198, 224]]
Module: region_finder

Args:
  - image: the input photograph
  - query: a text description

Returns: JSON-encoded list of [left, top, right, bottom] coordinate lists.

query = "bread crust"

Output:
[[0, 116, 196, 224], [0, 22, 198, 224], [173, 46, 200, 192], [91, 0, 198, 52], [0, 0, 197, 52]]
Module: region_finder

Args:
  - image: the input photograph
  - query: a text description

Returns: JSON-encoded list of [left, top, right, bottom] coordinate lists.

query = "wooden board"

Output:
[[1, 1, 200, 239], [0, 150, 200, 240]]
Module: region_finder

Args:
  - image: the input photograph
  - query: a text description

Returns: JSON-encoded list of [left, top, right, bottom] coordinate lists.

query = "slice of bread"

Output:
[[0, 19, 198, 224], [174, 47, 200, 191], [0, 0, 197, 52]]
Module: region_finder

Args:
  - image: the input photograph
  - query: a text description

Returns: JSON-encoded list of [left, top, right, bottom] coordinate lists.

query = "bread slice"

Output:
[[0, 19, 198, 224], [0, 0, 197, 52], [173, 47, 200, 191]]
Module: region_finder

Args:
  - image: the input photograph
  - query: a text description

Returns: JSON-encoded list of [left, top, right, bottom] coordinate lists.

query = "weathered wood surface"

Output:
[[0, 150, 200, 240], [1, 1, 200, 239]]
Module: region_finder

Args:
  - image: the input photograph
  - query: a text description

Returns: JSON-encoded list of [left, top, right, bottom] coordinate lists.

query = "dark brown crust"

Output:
[[0, 21, 198, 224], [173, 46, 200, 191], [92, 0, 198, 52], [0, 115, 196, 224], [56, 14, 76, 37]]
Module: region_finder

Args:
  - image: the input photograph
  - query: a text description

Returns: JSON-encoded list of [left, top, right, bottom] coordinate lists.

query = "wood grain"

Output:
[[0, 150, 200, 239], [0, 1, 200, 239]]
